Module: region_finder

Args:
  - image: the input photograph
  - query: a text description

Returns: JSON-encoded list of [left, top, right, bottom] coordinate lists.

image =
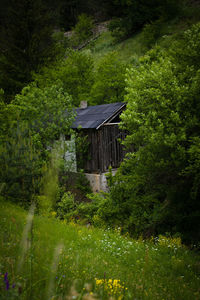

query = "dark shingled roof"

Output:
[[72, 102, 126, 129]]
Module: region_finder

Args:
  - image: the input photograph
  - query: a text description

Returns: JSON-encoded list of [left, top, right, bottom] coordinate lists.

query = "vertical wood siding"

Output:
[[77, 125, 126, 173]]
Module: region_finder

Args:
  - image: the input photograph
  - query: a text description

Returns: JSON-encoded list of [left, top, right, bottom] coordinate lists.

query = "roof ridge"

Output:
[[72, 102, 126, 129]]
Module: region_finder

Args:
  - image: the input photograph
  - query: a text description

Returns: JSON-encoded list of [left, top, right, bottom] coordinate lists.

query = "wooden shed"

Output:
[[72, 102, 127, 174]]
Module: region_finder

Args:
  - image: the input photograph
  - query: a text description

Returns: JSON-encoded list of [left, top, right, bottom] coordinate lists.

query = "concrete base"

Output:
[[85, 169, 117, 193]]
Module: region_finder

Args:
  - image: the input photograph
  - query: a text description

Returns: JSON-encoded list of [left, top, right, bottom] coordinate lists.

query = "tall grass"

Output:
[[0, 198, 200, 299]]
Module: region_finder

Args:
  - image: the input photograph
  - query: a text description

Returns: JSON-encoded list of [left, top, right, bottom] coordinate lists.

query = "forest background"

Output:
[[0, 0, 200, 245]]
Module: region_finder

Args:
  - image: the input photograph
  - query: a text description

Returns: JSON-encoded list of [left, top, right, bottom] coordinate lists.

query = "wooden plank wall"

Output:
[[79, 125, 127, 173]]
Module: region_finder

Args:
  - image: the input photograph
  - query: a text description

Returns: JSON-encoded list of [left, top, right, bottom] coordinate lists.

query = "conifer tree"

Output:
[[0, 0, 58, 102]]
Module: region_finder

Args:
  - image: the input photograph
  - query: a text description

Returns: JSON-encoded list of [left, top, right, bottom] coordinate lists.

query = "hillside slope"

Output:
[[82, 2, 200, 66]]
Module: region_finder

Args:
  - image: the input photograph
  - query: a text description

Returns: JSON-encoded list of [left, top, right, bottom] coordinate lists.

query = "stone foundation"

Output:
[[85, 169, 117, 193]]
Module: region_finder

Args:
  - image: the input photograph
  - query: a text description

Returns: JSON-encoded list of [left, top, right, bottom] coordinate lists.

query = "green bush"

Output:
[[52, 30, 70, 51], [75, 171, 92, 195], [58, 170, 92, 203], [70, 14, 94, 47], [77, 192, 120, 228], [108, 18, 128, 42], [57, 192, 76, 219], [59, 192, 108, 226], [142, 19, 164, 48], [74, 201, 98, 224]]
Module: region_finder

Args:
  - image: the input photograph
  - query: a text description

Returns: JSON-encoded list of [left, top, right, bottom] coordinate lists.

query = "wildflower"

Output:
[[157, 235, 182, 249], [95, 278, 126, 297], [4, 272, 9, 290]]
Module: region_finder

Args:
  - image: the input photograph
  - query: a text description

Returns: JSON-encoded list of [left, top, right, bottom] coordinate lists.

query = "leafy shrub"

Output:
[[57, 192, 76, 219], [74, 201, 98, 224], [52, 30, 70, 52], [70, 14, 94, 47], [59, 192, 108, 226], [87, 192, 122, 229], [108, 18, 128, 42], [58, 170, 92, 203], [142, 19, 164, 48], [75, 171, 92, 195], [157, 235, 182, 249]]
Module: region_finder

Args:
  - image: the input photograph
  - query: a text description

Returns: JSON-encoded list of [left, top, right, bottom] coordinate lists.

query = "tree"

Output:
[[0, 83, 74, 204], [0, 0, 59, 102], [107, 23, 200, 242], [108, 0, 182, 40], [89, 51, 126, 105], [71, 13, 94, 46], [58, 0, 79, 30], [58, 0, 114, 30], [13, 83, 74, 150], [33, 50, 94, 106]]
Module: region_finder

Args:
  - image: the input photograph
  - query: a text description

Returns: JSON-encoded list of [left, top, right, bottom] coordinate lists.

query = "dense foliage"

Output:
[[89, 51, 126, 105], [108, 0, 182, 40], [0, 0, 60, 102], [34, 49, 127, 106], [58, 0, 114, 29], [103, 23, 200, 242], [0, 0, 200, 245], [0, 84, 73, 204], [34, 50, 94, 106]]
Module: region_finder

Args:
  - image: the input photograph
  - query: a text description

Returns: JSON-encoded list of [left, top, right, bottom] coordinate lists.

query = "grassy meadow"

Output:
[[0, 197, 200, 300]]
